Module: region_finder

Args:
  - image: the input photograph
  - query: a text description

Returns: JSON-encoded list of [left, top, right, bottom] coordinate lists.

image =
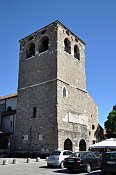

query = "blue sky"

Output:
[[0, 0, 116, 127]]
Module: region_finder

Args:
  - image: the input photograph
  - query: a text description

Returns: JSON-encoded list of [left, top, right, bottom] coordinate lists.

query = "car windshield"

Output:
[[104, 153, 116, 160], [70, 152, 86, 158], [94, 152, 102, 158], [51, 151, 61, 155]]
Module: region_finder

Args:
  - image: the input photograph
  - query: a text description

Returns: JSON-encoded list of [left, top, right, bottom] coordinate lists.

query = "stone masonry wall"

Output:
[[56, 22, 98, 150], [15, 21, 98, 153], [15, 22, 58, 153]]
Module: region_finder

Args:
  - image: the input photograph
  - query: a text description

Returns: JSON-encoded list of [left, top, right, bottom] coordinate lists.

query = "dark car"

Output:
[[101, 151, 116, 175], [63, 151, 101, 173]]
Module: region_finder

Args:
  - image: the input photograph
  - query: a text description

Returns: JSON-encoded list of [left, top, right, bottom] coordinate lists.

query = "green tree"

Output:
[[104, 105, 116, 134]]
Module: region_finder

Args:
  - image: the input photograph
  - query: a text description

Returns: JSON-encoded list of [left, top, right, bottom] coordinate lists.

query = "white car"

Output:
[[47, 150, 73, 168]]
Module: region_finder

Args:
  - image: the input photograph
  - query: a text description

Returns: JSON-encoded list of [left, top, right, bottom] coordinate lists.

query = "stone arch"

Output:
[[64, 138, 73, 151], [26, 42, 35, 59], [74, 45, 80, 60], [79, 139, 86, 151], [64, 38, 71, 54], [39, 36, 49, 53]]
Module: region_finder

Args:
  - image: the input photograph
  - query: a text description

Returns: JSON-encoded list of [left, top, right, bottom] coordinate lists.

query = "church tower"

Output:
[[15, 21, 98, 153]]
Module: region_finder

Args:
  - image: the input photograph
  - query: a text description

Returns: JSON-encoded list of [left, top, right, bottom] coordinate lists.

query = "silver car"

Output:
[[47, 150, 73, 168]]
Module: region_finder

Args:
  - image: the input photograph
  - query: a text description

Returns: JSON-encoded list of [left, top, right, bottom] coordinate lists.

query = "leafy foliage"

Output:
[[104, 105, 116, 134]]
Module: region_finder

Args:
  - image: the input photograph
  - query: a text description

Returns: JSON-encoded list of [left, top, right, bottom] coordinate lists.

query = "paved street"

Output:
[[0, 158, 102, 175]]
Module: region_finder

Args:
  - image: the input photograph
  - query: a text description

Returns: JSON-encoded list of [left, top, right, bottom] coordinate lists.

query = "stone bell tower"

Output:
[[15, 21, 98, 153]]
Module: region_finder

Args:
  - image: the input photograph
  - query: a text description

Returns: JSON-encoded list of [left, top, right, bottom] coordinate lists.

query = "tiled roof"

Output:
[[0, 93, 17, 100]]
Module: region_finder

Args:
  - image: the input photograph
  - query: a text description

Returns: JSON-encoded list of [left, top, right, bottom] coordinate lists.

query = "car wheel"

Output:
[[67, 168, 73, 173], [60, 161, 64, 169], [86, 164, 91, 173]]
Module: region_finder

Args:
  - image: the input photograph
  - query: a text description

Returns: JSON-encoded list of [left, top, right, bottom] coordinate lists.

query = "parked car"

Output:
[[63, 151, 101, 173], [101, 151, 116, 175], [47, 150, 73, 168]]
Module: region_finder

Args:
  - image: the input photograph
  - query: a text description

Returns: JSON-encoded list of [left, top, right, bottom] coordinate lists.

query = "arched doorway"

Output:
[[64, 139, 73, 151], [79, 139, 86, 151]]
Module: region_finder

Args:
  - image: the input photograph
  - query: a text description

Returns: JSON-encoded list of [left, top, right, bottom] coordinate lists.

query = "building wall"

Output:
[[0, 96, 17, 111], [1, 114, 16, 133], [0, 95, 17, 151], [56, 23, 96, 151], [57, 23, 86, 91], [57, 80, 88, 151], [16, 82, 58, 152], [18, 23, 57, 89], [86, 93, 98, 144], [6, 97, 17, 110], [15, 22, 58, 153], [0, 96, 17, 132], [56, 23, 87, 114]]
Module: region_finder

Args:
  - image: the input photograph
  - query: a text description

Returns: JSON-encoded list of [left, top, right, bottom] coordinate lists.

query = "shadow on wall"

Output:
[[94, 124, 104, 142]]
